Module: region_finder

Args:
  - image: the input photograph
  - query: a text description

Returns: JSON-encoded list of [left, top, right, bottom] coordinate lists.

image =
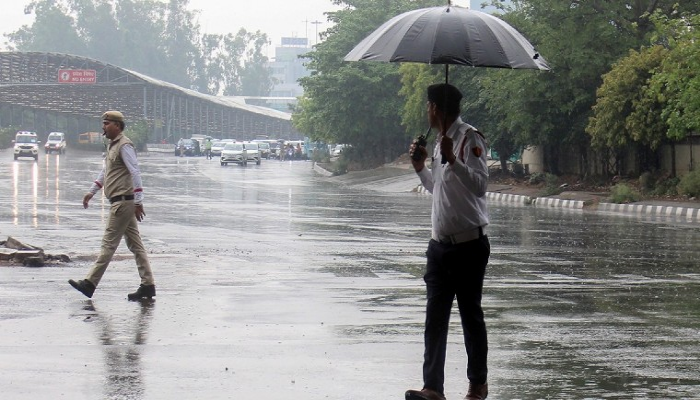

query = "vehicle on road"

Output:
[[44, 132, 66, 154], [257, 142, 271, 159], [13, 131, 40, 161], [253, 139, 278, 159], [175, 138, 201, 156], [243, 142, 262, 165], [78, 132, 102, 144], [210, 140, 226, 157], [220, 142, 246, 166]]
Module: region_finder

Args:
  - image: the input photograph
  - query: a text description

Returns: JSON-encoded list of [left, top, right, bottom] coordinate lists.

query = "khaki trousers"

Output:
[[86, 200, 154, 287]]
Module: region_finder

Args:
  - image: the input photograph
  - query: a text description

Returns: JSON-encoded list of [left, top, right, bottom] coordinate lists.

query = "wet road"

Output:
[[1, 150, 699, 399]]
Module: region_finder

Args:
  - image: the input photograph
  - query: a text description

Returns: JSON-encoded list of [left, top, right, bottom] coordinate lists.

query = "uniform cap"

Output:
[[102, 111, 125, 123]]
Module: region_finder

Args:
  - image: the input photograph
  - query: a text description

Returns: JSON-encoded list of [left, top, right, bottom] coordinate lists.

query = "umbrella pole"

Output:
[[440, 64, 449, 164]]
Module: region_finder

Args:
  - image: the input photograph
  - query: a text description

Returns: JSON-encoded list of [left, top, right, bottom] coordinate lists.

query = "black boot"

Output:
[[128, 284, 156, 301], [69, 279, 96, 298]]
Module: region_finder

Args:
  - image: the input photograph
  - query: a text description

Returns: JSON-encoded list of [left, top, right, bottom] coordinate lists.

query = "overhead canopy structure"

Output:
[[0, 51, 298, 141]]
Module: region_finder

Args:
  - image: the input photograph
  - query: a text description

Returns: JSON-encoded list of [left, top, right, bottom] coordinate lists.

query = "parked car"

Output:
[[175, 138, 200, 156], [220, 142, 246, 166], [13, 131, 40, 161], [243, 142, 262, 165], [332, 144, 348, 157], [44, 132, 66, 154]]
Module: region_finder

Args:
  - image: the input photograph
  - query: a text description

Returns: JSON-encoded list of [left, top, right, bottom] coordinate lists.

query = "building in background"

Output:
[[264, 37, 312, 112]]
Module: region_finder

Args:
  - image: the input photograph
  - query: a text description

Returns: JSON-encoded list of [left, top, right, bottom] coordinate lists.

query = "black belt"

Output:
[[109, 194, 134, 203], [433, 226, 485, 245]]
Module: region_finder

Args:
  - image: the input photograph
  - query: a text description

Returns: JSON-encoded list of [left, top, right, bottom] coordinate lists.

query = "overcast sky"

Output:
[[0, 0, 342, 52], [0, 0, 476, 53]]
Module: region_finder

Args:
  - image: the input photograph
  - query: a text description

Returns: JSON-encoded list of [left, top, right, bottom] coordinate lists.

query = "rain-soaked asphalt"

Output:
[[1, 149, 699, 400]]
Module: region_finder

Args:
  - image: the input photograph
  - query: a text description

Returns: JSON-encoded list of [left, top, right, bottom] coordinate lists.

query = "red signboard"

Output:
[[58, 69, 97, 84]]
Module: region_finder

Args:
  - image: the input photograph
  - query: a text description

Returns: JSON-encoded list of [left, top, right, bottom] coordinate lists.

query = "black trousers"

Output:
[[422, 235, 490, 394]]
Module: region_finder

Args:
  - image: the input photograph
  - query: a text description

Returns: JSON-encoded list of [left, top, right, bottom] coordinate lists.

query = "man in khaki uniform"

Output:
[[69, 111, 156, 301]]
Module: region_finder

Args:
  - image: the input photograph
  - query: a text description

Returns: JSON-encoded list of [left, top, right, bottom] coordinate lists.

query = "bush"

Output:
[[638, 171, 654, 193], [651, 177, 679, 196], [312, 148, 330, 164], [528, 172, 546, 185], [540, 173, 562, 196], [126, 120, 150, 152], [609, 183, 641, 204], [0, 126, 20, 149], [333, 156, 349, 175], [678, 170, 700, 198]]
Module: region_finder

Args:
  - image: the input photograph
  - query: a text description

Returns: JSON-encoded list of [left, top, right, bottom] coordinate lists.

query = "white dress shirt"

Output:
[[416, 117, 489, 239]]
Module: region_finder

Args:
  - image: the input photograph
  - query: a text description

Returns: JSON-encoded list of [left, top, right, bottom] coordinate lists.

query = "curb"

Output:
[[598, 202, 700, 222], [312, 162, 334, 177], [485, 192, 533, 205], [532, 197, 585, 209], [312, 165, 699, 222], [420, 185, 699, 221]]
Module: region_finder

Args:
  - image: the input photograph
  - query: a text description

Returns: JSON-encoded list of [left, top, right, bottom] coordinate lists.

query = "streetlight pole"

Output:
[[302, 19, 310, 42], [311, 20, 322, 46]]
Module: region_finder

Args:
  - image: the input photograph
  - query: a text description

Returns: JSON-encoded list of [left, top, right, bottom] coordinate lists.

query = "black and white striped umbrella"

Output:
[[344, 5, 549, 78]]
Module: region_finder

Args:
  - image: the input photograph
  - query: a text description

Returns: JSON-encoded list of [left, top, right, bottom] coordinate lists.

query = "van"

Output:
[[13, 131, 40, 161], [44, 132, 66, 154]]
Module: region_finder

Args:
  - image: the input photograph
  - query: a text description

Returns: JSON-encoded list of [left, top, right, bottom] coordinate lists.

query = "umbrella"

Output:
[[344, 3, 550, 83], [344, 3, 549, 163]]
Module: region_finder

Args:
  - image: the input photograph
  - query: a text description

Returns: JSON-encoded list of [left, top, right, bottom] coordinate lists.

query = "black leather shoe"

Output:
[[69, 279, 95, 298], [128, 284, 156, 301], [405, 388, 446, 400], [466, 382, 488, 399]]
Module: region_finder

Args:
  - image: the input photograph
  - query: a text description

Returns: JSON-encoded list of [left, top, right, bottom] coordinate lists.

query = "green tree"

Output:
[[162, 0, 202, 88], [586, 11, 700, 176], [295, 0, 437, 167], [648, 13, 700, 142], [239, 31, 273, 96], [6, 0, 86, 54], [475, 0, 700, 175], [587, 46, 669, 150]]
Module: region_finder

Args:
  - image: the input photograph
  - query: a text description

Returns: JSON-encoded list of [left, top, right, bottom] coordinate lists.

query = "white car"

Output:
[[13, 131, 40, 161], [243, 142, 262, 165], [210, 140, 226, 156], [220, 142, 246, 166], [332, 144, 348, 157], [45, 132, 67, 154]]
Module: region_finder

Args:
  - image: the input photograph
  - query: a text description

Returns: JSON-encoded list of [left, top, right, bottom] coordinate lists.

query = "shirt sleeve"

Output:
[[88, 169, 105, 195], [417, 165, 434, 193], [120, 144, 145, 205], [444, 130, 489, 197]]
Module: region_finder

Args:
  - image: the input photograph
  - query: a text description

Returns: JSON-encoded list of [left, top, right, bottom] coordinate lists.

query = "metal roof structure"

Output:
[[0, 51, 298, 141]]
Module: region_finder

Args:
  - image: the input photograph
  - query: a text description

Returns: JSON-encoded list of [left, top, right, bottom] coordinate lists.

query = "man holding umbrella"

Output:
[[406, 83, 490, 400]]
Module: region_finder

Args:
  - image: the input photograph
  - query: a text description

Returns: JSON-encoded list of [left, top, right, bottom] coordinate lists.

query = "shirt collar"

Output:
[[109, 133, 124, 148], [445, 117, 464, 138]]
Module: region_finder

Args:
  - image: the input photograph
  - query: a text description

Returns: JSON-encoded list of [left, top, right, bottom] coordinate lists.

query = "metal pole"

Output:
[[311, 20, 322, 45]]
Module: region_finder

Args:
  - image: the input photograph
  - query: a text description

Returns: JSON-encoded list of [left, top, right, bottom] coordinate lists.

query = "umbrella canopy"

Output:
[[344, 5, 549, 71]]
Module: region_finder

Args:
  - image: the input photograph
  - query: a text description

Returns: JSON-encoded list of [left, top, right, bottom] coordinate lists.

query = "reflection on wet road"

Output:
[[0, 150, 698, 399]]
